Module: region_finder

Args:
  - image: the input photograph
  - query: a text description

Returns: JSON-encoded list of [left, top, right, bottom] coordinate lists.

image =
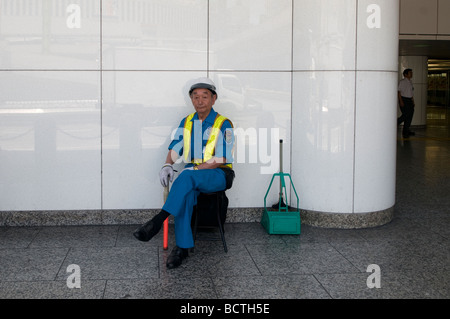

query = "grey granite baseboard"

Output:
[[300, 206, 394, 229], [0, 208, 263, 227], [1, 206, 393, 229], [0, 209, 160, 227]]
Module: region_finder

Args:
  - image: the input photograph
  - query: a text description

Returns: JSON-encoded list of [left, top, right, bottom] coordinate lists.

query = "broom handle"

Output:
[[279, 139, 283, 196]]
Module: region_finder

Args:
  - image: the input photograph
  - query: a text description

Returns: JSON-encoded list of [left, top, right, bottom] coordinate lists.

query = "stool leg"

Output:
[[193, 205, 198, 242], [216, 194, 228, 253]]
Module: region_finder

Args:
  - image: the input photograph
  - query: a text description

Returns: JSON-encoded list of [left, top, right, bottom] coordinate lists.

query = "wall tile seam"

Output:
[[0, 69, 402, 72]]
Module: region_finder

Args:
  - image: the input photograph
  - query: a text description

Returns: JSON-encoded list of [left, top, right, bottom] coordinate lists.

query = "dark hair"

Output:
[[403, 68, 412, 76]]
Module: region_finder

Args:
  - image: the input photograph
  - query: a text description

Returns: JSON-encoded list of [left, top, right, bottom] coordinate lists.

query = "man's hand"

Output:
[[159, 164, 174, 187]]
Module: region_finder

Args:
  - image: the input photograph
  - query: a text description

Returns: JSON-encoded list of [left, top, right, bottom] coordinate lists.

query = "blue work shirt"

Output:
[[168, 108, 234, 167]]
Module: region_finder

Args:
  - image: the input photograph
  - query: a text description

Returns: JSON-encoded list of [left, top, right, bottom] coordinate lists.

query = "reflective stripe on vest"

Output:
[[183, 112, 232, 169]]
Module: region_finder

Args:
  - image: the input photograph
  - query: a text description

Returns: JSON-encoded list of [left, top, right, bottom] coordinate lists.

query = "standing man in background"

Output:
[[397, 68, 415, 138]]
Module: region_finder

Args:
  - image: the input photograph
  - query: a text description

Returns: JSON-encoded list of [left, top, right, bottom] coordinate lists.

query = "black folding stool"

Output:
[[192, 191, 228, 253]]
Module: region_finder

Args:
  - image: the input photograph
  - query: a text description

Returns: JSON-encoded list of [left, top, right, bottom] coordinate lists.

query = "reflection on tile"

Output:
[[354, 217, 442, 243], [354, 71, 398, 212], [316, 271, 448, 299], [293, 0, 356, 71], [101, 71, 204, 209], [102, 1, 207, 70], [246, 243, 358, 276], [414, 216, 450, 239], [0, 248, 69, 281], [104, 277, 217, 299], [213, 275, 331, 299], [210, 71, 291, 207], [0, 280, 106, 299], [292, 71, 355, 213], [0, 227, 40, 248], [0, 1, 101, 70], [56, 246, 159, 280], [159, 243, 261, 279], [331, 239, 450, 273], [357, 0, 399, 71], [209, 0, 292, 70], [225, 222, 285, 245], [282, 224, 367, 244], [0, 71, 101, 211], [29, 225, 119, 248]]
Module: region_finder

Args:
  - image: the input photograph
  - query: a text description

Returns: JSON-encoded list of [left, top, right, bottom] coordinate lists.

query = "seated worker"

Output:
[[133, 77, 235, 269]]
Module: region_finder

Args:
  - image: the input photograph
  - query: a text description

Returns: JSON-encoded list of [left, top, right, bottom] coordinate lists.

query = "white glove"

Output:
[[159, 164, 174, 187]]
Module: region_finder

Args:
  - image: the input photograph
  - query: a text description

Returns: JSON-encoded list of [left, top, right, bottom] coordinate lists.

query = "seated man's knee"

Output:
[[175, 169, 195, 185]]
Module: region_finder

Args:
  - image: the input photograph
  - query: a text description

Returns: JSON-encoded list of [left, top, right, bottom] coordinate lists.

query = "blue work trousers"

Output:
[[162, 168, 226, 249]]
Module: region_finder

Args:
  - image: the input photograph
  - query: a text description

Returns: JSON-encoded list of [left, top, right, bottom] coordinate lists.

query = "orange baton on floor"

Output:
[[163, 185, 169, 250], [163, 218, 169, 250]]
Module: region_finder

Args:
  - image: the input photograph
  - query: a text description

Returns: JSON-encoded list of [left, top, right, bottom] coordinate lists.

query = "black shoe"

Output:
[[166, 246, 189, 269], [408, 131, 415, 136], [133, 220, 161, 242], [402, 132, 410, 138]]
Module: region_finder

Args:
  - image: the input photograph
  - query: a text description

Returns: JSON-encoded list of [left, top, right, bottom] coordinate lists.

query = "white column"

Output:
[[291, 0, 399, 228], [398, 56, 428, 128]]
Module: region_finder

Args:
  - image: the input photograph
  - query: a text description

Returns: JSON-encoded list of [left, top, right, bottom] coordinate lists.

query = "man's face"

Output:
[[406, 71, 413, 79], [190, 88, 216, 115]]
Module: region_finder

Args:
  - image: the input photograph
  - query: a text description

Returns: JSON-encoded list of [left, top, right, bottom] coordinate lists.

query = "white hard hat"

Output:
[[189, 77, 217, 96]]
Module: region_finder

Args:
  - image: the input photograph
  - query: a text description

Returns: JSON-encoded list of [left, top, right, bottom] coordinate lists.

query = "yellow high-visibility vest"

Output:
[[183, 112, 233, 169]]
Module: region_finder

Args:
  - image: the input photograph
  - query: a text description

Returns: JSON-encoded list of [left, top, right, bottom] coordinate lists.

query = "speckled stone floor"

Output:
[[1, 116, 449, 303]]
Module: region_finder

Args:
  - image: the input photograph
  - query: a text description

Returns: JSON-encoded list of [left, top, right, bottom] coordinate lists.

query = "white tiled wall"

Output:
[[0, 71, 102, 210], [293, 0, 357, 71], [102, 1, 208, 70], [354, 71, 398, 212], [209, 0, 292, 71], [357, 0, 399, 71], [0, 0, 101, 70], [292, 71, 356, 213], [291, 0, 399, 214], [1, 0, 400, 214], [0, 0, 292, 211], [399, 0, 450, 37]]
